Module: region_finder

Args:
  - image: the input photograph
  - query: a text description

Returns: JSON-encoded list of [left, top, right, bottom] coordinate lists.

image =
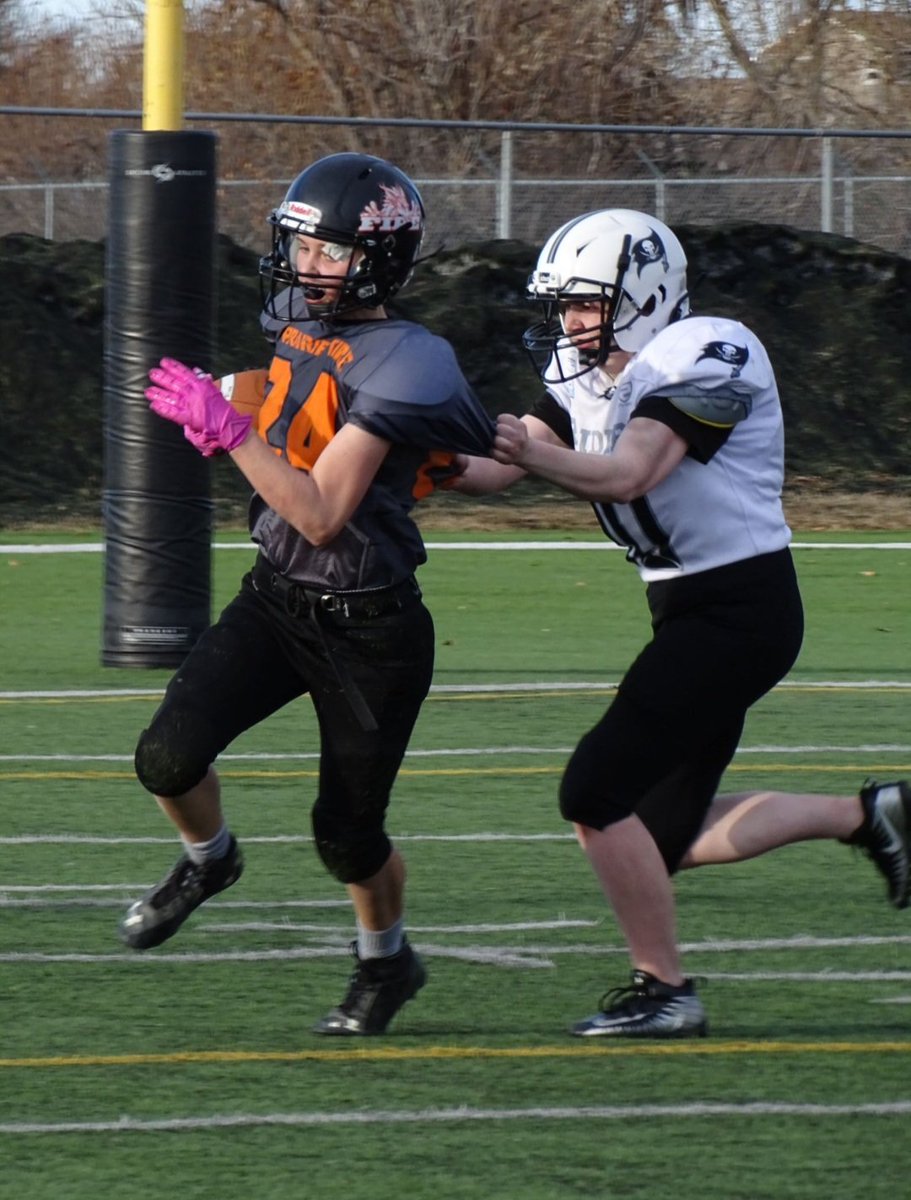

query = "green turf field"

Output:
[[1, 528, 910, 1199]]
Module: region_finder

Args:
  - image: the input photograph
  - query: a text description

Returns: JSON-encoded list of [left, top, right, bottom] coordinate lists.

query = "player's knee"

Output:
[[134, 722, 210, 799], [311, 801, 391, 883], [558, 754, 632, 829]]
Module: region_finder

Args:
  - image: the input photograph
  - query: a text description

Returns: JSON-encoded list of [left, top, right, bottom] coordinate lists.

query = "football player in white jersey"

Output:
[[456, 208, 911, 1038]]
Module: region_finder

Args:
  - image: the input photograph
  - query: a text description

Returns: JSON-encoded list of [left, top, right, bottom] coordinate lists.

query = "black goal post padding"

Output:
[[102, 129, 217, 668]]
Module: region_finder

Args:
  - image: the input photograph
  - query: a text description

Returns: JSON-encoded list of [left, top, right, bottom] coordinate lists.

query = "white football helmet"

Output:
[[523, 209, 690, 383]]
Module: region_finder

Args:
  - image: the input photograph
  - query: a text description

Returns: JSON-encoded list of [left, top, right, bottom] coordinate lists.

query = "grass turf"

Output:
[[1, 529, 910, 1198]]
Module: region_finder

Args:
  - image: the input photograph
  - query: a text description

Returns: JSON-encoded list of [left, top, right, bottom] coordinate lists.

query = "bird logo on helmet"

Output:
[[358, 184, 423, 233], [523, 209, 689, 384], [259, 153, 426, 320]]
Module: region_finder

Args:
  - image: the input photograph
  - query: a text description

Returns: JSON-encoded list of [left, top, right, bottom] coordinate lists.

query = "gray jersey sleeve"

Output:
[[345, 325, 495, 456]]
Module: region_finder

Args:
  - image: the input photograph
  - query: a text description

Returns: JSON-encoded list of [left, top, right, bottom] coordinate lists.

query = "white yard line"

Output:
[[0, 833, 572, 846], [3, 741, 911, 763], [3, 1099, 911, 1136], [1, 939, 909, 975], [3, 679, 910, 701]]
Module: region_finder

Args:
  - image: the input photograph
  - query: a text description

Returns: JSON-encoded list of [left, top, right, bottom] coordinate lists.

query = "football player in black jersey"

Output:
[[119, 153, 494, 1036], [457, 207, 911, 1039]]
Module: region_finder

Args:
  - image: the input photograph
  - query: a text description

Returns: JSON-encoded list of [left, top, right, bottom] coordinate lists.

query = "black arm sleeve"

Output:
[[527, 391, 573, 447], [631, 395, 731, 464]]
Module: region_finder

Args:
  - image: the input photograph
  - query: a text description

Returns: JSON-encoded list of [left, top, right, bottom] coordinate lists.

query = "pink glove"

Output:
[[146, 357, 252, 457]]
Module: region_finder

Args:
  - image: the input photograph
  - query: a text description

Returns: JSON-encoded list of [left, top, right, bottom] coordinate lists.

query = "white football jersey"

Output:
[[545, 315, 792, 581]]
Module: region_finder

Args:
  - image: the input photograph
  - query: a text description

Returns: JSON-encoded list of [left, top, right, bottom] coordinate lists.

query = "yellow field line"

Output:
[[3, 764, 911, 783], [2, 1041, 910, 1070]]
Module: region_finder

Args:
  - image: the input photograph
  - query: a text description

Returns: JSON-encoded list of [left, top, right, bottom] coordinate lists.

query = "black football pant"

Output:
[[134, 568, 435, 882], [558, 549, 805, 872]]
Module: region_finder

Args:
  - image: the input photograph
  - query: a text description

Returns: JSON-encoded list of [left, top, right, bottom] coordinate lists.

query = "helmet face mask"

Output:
[[259, 153, 425, 320], [524, 280, 623, 384], [523, 209, 689, 384], [276, 233, 365, 311]]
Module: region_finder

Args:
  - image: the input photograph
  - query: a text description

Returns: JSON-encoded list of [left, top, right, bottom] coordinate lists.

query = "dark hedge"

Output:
[[2, 224, 909, 523]]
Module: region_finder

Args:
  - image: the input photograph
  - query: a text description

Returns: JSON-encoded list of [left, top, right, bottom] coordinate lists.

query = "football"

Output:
[[214, 369, 268, 432]]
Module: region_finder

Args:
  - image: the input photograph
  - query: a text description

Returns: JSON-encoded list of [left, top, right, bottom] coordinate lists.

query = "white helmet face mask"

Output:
[[523, 209, 690, 384]]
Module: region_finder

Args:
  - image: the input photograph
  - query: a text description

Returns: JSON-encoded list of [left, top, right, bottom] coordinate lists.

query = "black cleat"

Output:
[[313, 939, 426, 1036], [118, 837, 244, 949], [571, 969, 708, 1039], [844, 779, 911, 909]]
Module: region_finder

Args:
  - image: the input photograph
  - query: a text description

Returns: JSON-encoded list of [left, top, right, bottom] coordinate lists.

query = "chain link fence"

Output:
[[1, 114, 910, 257]]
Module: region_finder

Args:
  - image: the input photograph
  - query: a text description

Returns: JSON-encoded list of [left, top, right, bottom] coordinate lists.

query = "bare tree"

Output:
[[2, 0, 911, 240]]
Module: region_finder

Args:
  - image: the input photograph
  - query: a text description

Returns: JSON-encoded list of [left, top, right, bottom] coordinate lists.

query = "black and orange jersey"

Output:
[[249, 317, 494, 591]]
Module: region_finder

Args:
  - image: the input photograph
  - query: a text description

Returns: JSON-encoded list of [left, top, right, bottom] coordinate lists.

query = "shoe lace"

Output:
[[337, 942, 413, 1010], [597, 973, 707, 1014], [156, 855, 201, 904], [597, 979, 645, 1015], [337, 943, 376, 1008]]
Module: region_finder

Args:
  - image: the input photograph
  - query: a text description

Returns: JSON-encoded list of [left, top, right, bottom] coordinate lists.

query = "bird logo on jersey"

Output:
[[697, 341, 750, 378], [631, 231, 669, 276]]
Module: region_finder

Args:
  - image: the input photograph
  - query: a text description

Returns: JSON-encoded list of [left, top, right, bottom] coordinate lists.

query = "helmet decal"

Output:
[[697, 341, 749, 378], [359, 184, 423, 233], [632, 232, 669, 275]]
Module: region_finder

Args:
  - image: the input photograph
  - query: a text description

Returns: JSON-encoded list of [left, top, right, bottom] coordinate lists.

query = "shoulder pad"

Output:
[[665, 386, 752, 428], [630, 315, 772, 426]]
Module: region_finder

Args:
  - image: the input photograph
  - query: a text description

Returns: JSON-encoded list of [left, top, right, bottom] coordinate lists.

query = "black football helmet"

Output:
[[259, 152, 425, 319]]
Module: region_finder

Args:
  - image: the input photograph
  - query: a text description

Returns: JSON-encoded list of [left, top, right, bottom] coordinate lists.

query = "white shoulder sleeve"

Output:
[[628, 316, 773, 428]]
